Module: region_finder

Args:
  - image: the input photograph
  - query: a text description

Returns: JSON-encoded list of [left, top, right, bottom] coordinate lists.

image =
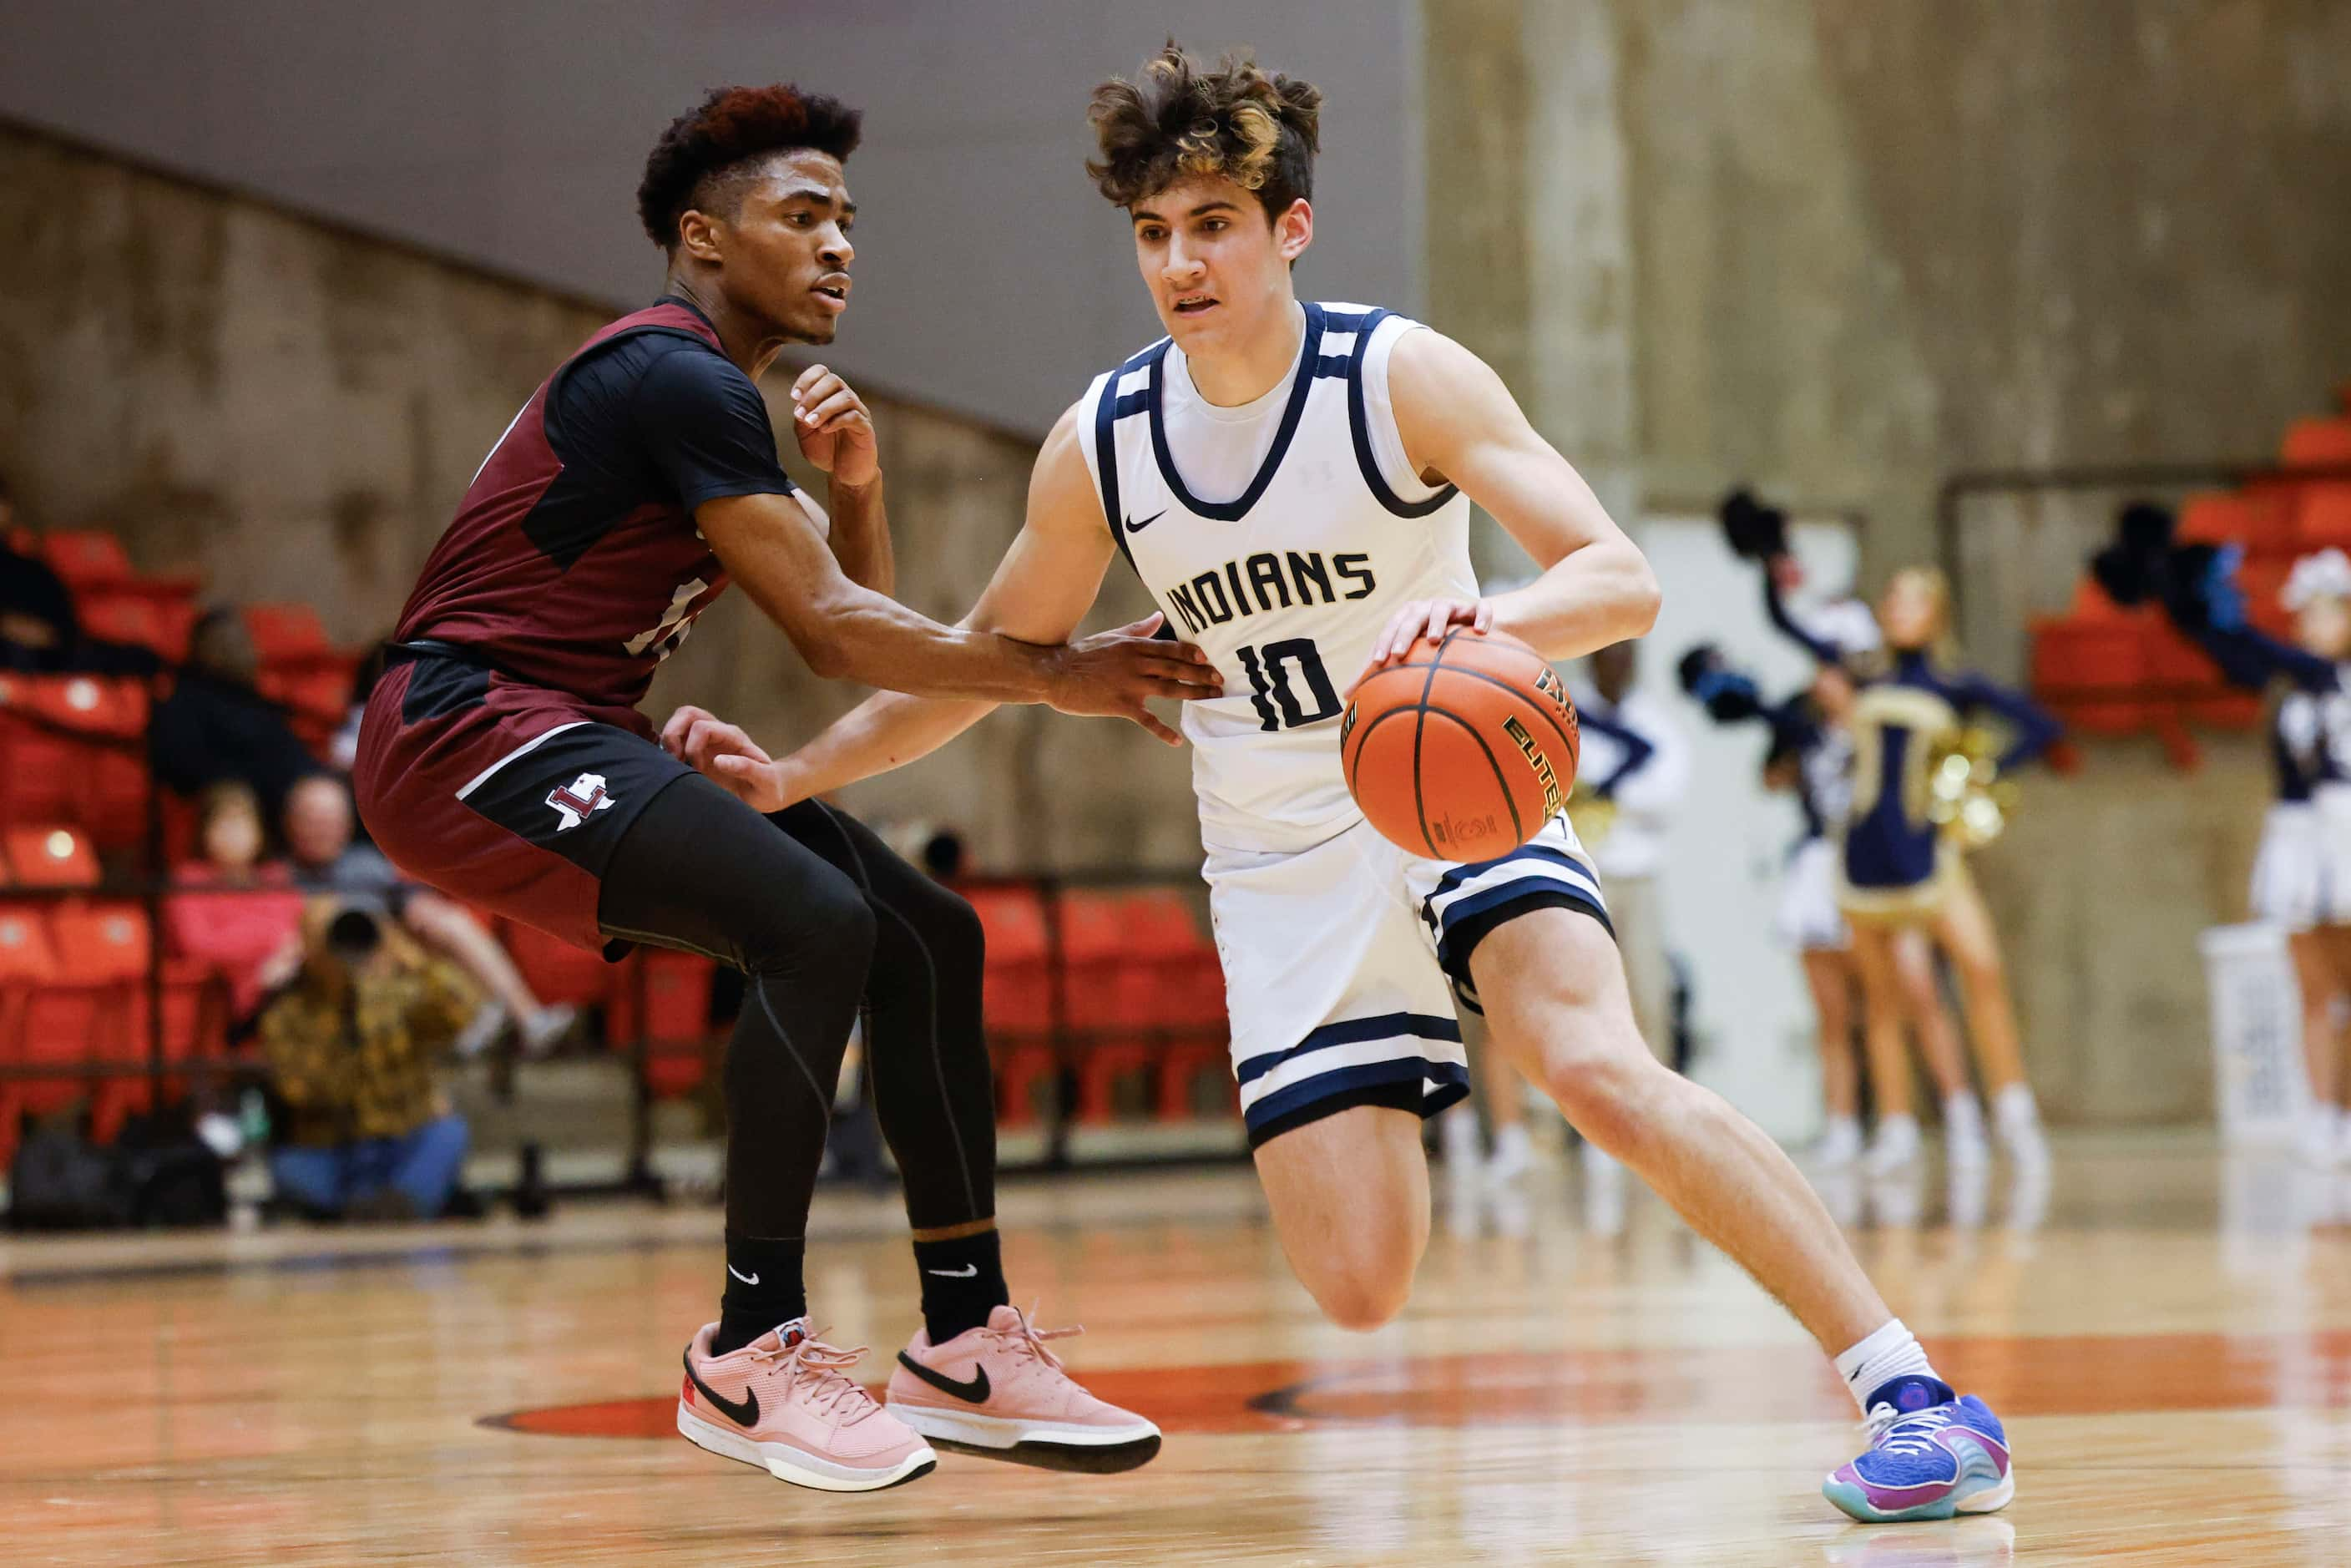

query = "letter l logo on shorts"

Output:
[[546, 771, 618, 832]]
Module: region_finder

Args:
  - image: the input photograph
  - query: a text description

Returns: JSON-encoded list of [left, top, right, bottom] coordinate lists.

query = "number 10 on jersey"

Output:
[[1235, 639, 1341, 732]]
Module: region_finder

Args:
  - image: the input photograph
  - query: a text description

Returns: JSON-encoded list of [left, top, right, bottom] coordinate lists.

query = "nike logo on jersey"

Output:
[[1160, 550, 1378, 635], [1125, 508, 1166, 534], [726, 1265, 760, 1286], [683, 1350, 760, 1427], [896, 1353, 991, 1404], [924, 1264, 979, 1278]]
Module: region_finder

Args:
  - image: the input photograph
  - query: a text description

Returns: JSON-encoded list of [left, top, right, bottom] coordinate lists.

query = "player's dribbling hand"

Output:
[[1350, 597, 1494, 694], [791, 364, 878, 488], [1043, 611, 1223, 746]]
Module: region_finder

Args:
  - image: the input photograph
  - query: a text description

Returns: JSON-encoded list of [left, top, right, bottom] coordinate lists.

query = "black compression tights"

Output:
[[599, 774, 998, 1241]]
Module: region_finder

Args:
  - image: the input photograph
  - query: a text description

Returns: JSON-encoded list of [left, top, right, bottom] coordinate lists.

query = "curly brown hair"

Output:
[[636, 84, 862, 250], [1086, 43, 1322, 221]]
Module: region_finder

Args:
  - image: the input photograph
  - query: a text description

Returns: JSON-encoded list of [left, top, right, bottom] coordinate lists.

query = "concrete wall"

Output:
[[1423, 0, 2349, 1121], [0, 122, 1195, 872], [1614, 0, 2351, 564], [0, 0, 1424, 437]]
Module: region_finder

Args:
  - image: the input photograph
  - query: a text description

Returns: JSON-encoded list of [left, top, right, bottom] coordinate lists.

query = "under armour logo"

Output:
[[545, 771, 618, 832]]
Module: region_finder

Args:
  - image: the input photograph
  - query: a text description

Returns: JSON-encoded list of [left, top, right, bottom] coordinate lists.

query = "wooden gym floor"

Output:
[[4, 1130, 2348, 1565]]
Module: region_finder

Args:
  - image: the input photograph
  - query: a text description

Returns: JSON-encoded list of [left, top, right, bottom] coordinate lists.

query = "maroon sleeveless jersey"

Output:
[[392, 300, 785, 712]]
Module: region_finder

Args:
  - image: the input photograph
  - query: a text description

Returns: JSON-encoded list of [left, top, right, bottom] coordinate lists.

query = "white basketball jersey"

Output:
[[1079, 302, 1475, 853]]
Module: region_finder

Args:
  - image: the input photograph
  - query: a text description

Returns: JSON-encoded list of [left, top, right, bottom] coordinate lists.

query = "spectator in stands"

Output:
[[920, 827, 967, 882], [258, 899, 475, 1221], [281, 775, 577, 1055], [150, 607, 322, 822], [167, 781, 307, 1024], [0, 475, 81, 671]]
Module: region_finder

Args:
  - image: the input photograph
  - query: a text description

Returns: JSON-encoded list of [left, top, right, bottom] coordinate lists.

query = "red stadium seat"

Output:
[[496, 918, 616, 1010], [2295, 484, 2351, 552], [0, 904, 61, 1168], [242, 603, 331, 660], [52, 900, 151, 983], [75, 593, 164, 652], [965, 886, 1053, 1036], [2030, 615, 2151, 735], [0, 677, 149, 843], [2282, 418, 2351, 469], [994, 1044, 1059, 1127], [1055, 890, 1150, 1124], [2239, 557, 2296, 638], [0, 903, 59, 981], [3, 904, 196, 1143], [38, 529, 134, 589], [104, 961, 230, 1133], [609, 950, 718, 1099], [5, 904, 133, 1136], [2174, 491, 2294, 554], [3, 826, 101, 888]]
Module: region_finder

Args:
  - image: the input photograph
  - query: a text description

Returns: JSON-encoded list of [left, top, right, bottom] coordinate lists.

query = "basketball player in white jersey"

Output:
[[668, 46, 2014, 1522]]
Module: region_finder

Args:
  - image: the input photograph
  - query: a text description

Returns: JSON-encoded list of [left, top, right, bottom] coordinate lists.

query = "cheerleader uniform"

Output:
[[1757, 579, 2060, 924], [2191, 625, 2351, 930], [1836, 651, 2061, 923], [1774, 707, 1858, 951]]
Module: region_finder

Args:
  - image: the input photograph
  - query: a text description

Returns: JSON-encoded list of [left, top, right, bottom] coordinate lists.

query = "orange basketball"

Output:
[[1340, 630, 1580, 858]]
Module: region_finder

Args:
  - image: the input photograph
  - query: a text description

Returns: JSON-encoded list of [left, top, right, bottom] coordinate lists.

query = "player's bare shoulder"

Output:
[[1384, 326, 1519, 482], [1029, 397, 1112, 538]]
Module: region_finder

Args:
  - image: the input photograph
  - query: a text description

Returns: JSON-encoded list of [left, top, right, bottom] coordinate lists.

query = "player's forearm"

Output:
[[784, 689, 1000, 799], [826, 475, 894, 596], [1489, 536, 1661, 660], [789, 584, 1069, 701]]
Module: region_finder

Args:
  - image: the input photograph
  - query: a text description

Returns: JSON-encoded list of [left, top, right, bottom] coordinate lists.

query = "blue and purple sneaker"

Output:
[[1823, 1374, 2015, 1523]]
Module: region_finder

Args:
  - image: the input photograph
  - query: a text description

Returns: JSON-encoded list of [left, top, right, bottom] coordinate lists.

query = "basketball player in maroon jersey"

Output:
[[353, 85, 1196, 1491]]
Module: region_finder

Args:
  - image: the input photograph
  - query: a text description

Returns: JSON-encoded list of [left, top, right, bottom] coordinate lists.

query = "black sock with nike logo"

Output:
[[713, 1235, 807, 1356], [912, 1227, 1009, 1344]]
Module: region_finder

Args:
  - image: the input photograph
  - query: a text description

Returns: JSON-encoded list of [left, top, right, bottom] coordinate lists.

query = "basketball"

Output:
[[1340, 629, 1580, 859]]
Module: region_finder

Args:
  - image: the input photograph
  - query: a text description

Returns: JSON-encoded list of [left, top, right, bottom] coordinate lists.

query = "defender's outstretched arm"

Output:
[[682, 403, 1221, 812]]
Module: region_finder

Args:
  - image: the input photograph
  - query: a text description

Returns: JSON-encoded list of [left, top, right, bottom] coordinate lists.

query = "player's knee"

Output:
[[1528, 1029, 1657, 1148], [1309, 1258, 1414, 1332], [744, 877, 875, 980], [906, 880, 984, 969]]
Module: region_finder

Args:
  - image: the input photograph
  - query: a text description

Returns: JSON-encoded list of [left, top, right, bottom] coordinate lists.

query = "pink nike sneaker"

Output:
[[678, 1319, 937, 1491], [886, 1303, 1161, 1471]]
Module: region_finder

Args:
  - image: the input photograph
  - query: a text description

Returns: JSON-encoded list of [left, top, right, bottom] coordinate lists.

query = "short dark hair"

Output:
[[637, 84, 862, 250], [1087, 43, 1321, 222]]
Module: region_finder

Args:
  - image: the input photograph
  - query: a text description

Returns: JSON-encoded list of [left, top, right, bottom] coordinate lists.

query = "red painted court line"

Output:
[[484, 1328, 2351, 1438]]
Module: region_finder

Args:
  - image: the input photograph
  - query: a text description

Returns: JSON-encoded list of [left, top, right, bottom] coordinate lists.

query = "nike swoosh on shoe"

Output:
[[683, 1350, 761, 1427], [896, 1353, 991, 1404]]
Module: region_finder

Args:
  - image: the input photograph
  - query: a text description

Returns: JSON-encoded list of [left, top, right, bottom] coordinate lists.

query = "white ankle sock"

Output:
[[1944, 1092, 1985, 1141], [1993, 1082, 2039, 1131], [1834, 1318, 1939, 1414]]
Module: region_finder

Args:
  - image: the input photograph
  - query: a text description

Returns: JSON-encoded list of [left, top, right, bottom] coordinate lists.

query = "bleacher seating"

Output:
[[0, 523, 1247, 1168], [0, 899, 227, 1166], [2030, 396, 2351, 759]]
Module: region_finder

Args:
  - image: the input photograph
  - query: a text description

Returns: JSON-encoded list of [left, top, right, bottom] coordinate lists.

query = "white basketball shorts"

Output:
[[1202, 812, 1610, 1149]]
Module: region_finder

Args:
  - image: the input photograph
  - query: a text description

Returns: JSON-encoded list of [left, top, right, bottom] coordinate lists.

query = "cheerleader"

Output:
[[1767, 561, 2060, 1174], [1684, 619, 1969, 1171], [2166, 548, 2351, 1164]]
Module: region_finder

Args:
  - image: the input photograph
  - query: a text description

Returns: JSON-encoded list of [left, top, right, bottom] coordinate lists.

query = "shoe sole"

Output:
[[676, 1403, 937, 1492], [890, 1404, 1163, 1473], [1822, 1465, 2014, 1523]]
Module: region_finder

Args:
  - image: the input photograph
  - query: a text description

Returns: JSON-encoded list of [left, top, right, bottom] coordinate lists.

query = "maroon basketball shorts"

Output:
[[352, 650, 693, 954]]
